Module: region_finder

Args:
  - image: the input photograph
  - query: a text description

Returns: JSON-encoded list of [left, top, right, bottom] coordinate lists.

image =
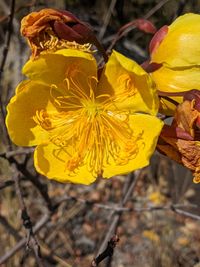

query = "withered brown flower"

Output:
[[157, 90, 200, 183], [21, 8, 95, 58]]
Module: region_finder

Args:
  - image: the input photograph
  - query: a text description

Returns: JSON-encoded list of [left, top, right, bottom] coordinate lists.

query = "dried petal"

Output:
[[21, 8, 95, 57]]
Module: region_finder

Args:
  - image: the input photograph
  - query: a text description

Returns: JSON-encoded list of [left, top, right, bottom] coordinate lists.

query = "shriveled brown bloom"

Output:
[[21, 8, 95, 58], [157, 90, 200, 183]]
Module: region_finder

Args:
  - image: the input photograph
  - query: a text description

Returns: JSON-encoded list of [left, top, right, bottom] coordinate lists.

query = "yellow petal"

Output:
[[22, 48, 97, 85], [34, 143, 96, 184], [152, 65, 200, 92], [98, 50, 159, 115], [6, 81, 56, 146], [151, 13, 200, 67], [34, 114, 163, 184], [103, 114, 163, 178], [151, 65, 200, 114]]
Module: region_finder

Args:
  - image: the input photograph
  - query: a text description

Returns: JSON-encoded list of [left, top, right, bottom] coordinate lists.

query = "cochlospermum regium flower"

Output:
[[6, 49, 163, 184], [157, 90, 200, 183], [21, 8, 97, 58], [147, 13, 200, 115]]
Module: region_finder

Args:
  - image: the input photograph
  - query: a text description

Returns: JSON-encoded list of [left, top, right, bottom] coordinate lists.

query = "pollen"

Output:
[[31, 28, 93, 58]]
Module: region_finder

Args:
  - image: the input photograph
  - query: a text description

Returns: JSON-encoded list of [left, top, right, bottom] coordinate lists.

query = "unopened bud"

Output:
[[134, 19, 157, 34]]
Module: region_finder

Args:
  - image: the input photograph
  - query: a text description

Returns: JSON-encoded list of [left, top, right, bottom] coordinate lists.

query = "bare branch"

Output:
[[0, 213, 50, 265], [95, 170, 141, 258], [98, 0, 117, 40], [12, 171, 45, 267], [0, 0, 15, 146], [0, 148, 34, 158], [91, 235, 119, 266], [0, 214, 21, 241], [107, 0, 171, 53]]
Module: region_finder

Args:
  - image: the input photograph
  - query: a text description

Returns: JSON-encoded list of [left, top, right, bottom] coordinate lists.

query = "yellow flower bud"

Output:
[[149, 13, 200, 114]]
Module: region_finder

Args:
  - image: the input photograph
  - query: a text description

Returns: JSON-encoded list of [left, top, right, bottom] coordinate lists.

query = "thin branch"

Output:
[[91, 235, 119, 267], [0, 0, 15, 146], [9, 156, 54, 211], [0, 178, 15, 190], [1, 151, 54, 211], [98, 0, 117, 40], [0, 0, 15, 81], [90, 171, 140, 267], [0, 213, 50, 265], [12, 171, 45, 267], [0, 191, 78, 265], [95, 170, 141, 257], [0, 148, 34, 158], [40, 242, 72, 267], [0, 215, 21, 241], [172, 207, 200, 220], [56, 191, 200, 215], [107, 0, 171, 53]]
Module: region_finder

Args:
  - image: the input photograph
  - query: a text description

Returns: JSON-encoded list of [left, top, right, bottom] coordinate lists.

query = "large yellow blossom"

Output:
[[150, 13, 200, 114], [6, 49, 163, 184]]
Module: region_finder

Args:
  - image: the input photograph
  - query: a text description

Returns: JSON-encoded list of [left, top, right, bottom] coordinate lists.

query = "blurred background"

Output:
[[1, 1, 200, 266]]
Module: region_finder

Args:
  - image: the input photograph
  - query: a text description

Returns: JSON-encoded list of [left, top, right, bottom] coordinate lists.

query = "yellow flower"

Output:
[[6, 49, 163, 184], [148, 191, 166, 205], [150, 13, 200, 114], [143, 230, 160, 243]]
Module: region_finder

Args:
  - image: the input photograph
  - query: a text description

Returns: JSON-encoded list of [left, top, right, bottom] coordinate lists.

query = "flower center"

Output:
[[34, 71, 143, 177], [83, 100, 100, 117]]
